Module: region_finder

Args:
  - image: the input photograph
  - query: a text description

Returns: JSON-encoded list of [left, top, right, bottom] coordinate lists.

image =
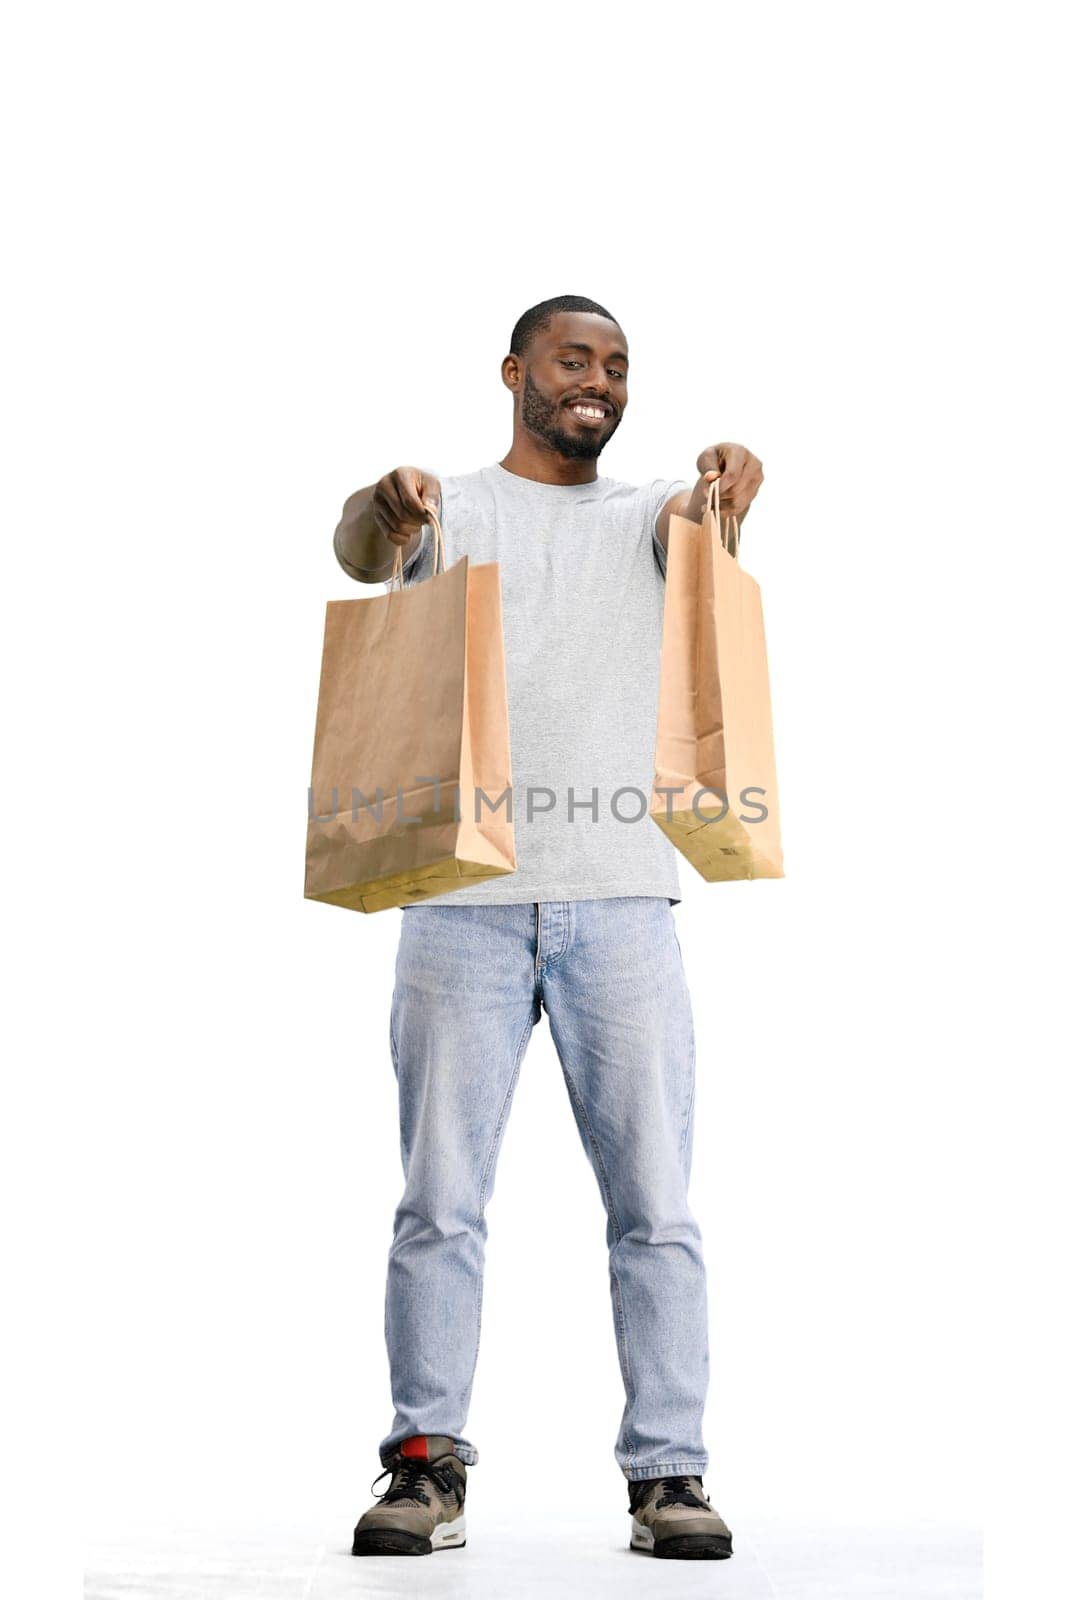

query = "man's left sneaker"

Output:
[[352, 1435, 467, 1556], [628, 1474, 733, 1559]]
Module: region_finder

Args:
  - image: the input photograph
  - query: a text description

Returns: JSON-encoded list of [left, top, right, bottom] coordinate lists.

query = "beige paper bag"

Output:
[[305, 509, 516, 912], [651, 478, 784, 881]]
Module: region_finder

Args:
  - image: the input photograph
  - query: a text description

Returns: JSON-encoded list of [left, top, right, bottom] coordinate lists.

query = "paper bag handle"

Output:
[[389, 502, 445, 591], [705, 474, 740, 559]]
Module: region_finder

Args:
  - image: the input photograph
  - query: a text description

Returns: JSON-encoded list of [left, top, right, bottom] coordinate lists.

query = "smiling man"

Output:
[[334, 295, 764, 1560]]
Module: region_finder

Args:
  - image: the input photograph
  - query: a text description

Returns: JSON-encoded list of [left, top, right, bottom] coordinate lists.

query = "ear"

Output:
[[501, 353, 521, 394]]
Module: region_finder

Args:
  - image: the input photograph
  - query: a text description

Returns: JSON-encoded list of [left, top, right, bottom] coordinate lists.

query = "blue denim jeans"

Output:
[[379, 896, 709, 1481]]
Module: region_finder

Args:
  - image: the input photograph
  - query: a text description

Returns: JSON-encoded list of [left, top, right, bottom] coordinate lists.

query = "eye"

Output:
[[560, 359, 582, 369], [608, 369, 626, 380]]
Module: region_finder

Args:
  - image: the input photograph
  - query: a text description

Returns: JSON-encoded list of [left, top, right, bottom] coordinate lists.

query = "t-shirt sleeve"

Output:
[[649, 477, 693, 578]]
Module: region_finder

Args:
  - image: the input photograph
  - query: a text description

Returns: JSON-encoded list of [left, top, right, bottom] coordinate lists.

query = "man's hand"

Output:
[[657, 443, 765, 557], [371, 466, 442, 549], [334, 466, 442, 583], [687, 443, 764, 527]]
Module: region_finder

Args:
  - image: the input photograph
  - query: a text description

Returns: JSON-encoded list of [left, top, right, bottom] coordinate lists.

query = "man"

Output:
[[333, 295, 764, 1559]]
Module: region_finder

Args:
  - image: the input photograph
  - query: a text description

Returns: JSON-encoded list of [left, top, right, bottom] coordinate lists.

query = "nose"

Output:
[[579, 371, 617, 406]]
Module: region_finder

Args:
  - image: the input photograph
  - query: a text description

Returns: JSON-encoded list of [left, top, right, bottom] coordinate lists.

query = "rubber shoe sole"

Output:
[[630, 1516, 732, 1559], [352, 1513, 467, 1556]]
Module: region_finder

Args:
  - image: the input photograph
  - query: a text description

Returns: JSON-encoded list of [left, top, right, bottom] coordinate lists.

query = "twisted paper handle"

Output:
[[706, 474, 740, 559], [389, 501, 445, 590]]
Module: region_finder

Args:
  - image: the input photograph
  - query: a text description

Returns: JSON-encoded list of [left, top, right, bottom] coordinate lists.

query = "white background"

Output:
[[4, 3, 1062, 1596]]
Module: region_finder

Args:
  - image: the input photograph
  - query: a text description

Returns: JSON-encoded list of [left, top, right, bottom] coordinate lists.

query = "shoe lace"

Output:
[[370, 1457, 453, 1507], [654, 1475, 709, 1511]]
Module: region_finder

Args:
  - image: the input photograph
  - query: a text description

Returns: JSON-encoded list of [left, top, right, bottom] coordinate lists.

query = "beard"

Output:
[[520, 369, 620, 460]]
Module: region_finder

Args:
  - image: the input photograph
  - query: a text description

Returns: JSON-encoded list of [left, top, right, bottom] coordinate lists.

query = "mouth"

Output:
[[564, 400, 613, 425]]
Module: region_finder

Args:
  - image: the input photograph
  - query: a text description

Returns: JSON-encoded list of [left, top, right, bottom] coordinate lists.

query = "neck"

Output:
[[499, 430, 599, 486]]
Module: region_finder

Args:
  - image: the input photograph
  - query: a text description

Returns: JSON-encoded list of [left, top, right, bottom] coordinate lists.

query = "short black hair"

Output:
[[510, 295, 621, 359]]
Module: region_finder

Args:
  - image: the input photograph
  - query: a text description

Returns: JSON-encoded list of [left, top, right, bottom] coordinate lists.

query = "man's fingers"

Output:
[[378, 471, 421, 522], [377, 475, 425, 532], [723, 452, 765, 513], [375, 478, 404, 522], [715, 445, 746, 499], [394, 467, 435, 523], [372, 496, 418, 546]]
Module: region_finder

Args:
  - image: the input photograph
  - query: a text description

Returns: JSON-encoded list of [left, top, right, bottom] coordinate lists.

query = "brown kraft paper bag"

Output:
[[305, 507, 516, 912], [650, 477, 784, 881]]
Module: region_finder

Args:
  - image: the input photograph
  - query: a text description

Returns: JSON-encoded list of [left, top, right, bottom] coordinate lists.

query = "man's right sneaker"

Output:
[[352, 1434, 467, 1556]]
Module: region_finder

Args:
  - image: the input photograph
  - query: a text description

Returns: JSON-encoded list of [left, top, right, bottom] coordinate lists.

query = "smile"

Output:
[[566, 403, 610, 422]]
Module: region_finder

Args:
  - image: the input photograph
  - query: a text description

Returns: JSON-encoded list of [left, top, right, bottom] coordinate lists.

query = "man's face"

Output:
[[518, 312, 628, 460]]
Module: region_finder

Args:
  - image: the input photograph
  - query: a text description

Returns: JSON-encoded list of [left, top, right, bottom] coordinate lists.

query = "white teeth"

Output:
[[571, 404, 606, 419]]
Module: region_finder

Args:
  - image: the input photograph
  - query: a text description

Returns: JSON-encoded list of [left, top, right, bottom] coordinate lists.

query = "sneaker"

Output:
[[352, 1434, 467, 1556], [628, 1474, 733, 1559]]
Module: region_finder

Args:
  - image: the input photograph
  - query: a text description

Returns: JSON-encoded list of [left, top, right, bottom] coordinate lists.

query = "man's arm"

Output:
[[334, 485, 395, 583], [655, 443, 765, 556], [333, 467, 442, 584]]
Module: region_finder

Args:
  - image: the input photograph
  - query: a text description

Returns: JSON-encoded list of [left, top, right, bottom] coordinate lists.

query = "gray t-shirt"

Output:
[[399, 460, 691, 906]]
